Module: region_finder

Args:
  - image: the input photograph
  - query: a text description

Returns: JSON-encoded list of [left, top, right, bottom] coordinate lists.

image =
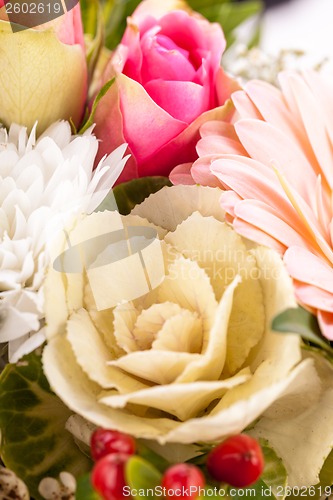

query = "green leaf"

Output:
[[0, 353, 92, 499], [188, 0, 263, 49], [80, 0, 105, 82], [76, 473, 102, 500], [86, 12, 105, 82], [101, 0, 141, 50], [247, 22, 262, 49], [80, 0, 99, 37], [136, 441, 171, 473], [79, 78, 115, 134], [260, 442, 288, 498], [319, 448, 333, 490], [96, 0, 263, 51], [97, 176, 171, 215], [188, 0, 229, 11], [125, 456, 162, 498], [272, 306, 333, 357]]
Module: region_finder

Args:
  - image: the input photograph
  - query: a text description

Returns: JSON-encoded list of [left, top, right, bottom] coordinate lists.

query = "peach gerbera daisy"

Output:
[[171, 70, 333, 340]]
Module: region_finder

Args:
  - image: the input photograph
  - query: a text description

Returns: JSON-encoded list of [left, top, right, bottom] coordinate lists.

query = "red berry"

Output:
[[206, 434, 264, 488], [91, 453, 130, 500], [161, 463, 205, 499], [91, 428, 136, 461]]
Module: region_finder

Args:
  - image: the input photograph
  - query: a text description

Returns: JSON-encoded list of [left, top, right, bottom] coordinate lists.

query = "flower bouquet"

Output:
[[1, 0, 333, 498]]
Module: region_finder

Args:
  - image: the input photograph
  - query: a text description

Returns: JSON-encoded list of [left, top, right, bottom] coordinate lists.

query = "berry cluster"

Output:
[[90, 429, 264, 499]]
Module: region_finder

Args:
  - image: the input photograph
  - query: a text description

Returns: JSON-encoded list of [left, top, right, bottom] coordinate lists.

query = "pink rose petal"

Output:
[[118, 73, 187, 164], [145, 80, 209, 123], [141, 32, 196, 83]]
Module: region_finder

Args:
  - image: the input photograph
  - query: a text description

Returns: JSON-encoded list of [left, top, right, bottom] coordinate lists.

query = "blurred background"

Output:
[[261, 0, 333, 59]]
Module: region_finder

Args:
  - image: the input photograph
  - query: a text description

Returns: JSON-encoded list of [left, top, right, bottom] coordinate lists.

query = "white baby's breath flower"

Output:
[[0, 121, 129, 362], [224, 44, 329, 85]]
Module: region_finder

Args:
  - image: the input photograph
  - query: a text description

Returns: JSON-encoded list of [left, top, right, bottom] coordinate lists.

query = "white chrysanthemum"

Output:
[[0, 121, 129, 362]]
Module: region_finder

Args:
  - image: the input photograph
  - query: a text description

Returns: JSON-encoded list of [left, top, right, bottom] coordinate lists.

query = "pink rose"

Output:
[[0, 3, 87, 133], [94, 0, 235, 183]]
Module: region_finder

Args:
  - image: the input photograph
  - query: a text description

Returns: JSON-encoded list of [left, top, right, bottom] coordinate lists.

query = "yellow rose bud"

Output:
[[0, 4, 87, 133]]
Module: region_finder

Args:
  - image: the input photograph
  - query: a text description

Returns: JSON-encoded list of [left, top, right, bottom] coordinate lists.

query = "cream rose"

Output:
[[43, 185, 313, 445]]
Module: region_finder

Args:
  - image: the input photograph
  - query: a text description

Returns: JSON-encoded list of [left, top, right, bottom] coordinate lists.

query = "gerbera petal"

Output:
[[234, 200, 312, 249], [232, 89, 263, 119], [196, 135, 247, 157], [317, 310, 333, 341], [219, 190, 242, 219], [232, 218, 286, 254], [189, 70, 333, 340], [191, 156, 225, 187], [284, 247, 333, 294], [302, 71, 333, 148], [200, 121, 239, 140], [293, 282, 333, 313], [244, 79, 303, 139], [281, 71, 333, 190], [169, 163, 196, 185], [234, 119, 317, 204], [212, 156, 307, 236]]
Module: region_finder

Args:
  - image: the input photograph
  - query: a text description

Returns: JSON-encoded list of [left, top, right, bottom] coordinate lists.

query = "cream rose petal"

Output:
[[164, 212, 265, 373], [84, 283, 122, 357], [152, 311, 202, 353], [66, 309, 149, 392], [131, 302, 187, 350], [122, 214, 167, 239], [164, 359, 313, 444], [108, 350, 201, 385], [43, 185, 311, 449], [210, 247, 302, 413], [251, 354, 331, 487], [226, 273, 265, 375], [131, 185, 224, 231], [68, 211, 124, 246], [114, 302, 198, 353], [176, 276, 241, 383], [99, 371, 251, 421], [164, 212, 246, 298], [113, 303, 140, 353], [42, 336, 178, 438], [46, 210, 125, 339], [248, 247, 301, 374], [158, 256, 217, 344], [45, 264, 84, 340]]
